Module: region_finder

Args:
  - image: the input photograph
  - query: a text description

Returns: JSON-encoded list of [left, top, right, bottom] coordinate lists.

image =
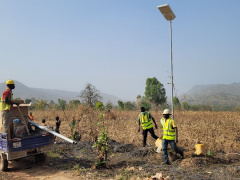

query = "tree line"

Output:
[[22, 78, 239, 111]]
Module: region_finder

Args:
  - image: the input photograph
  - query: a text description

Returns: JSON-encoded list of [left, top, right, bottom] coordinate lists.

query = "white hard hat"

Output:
[[162, 109, 171, 115]]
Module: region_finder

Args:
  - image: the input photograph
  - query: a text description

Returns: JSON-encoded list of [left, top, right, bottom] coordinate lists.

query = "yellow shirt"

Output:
[[160, 118, 177, 129]]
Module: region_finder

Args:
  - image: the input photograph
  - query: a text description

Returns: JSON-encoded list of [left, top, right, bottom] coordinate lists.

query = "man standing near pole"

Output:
[[0, 80, 24, 133], [138, 107, 159, 147], [160, 109, 183, 165]]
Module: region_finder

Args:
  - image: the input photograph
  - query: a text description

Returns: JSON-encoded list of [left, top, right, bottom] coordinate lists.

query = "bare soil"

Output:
[[0, 140, 239, 180], [1, 110, 239, 179]]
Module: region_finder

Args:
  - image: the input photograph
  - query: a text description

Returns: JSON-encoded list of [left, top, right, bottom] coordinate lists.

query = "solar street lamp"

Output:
[[157, 4, 176, 118]]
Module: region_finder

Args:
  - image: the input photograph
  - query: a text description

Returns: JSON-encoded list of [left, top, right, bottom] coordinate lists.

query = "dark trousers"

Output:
[[142, 128, 158, 147], [162, 139, 183, 163]]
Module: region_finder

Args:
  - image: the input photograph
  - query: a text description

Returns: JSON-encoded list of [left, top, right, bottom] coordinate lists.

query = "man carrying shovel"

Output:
[[0, 80, 24, 134], [160, 109, 184, 165]]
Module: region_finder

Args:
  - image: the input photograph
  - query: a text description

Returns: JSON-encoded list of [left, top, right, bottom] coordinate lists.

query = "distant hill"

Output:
[[0, 81, 121, 105], [181, 83, 240, 107]]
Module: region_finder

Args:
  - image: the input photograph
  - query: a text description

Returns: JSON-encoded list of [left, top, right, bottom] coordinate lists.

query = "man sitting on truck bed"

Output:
[[0, 80, 24, 133]]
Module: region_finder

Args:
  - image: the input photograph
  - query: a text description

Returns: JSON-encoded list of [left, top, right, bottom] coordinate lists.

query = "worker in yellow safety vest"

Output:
[[138, 107, 159, 147], [0, 80, 24, 133], [160, 109, 184, 165]]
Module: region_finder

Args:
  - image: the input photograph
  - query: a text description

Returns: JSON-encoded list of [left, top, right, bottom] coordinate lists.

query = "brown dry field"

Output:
[[1, 107, 240, 180]]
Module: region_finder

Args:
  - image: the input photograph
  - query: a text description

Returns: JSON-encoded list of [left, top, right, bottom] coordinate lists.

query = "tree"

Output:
[[80, 83, 102, 108], [118, 100, 124, 110], [145, 77, 167, 107], [25, 98, 32, 104], [182, 102, 190, 111], [105, 101, 113, 110], [124, 101, 136, 111], [30, 97, 37, 106], [49, 100, 56, 109], [25, 98, 33, 110], [58, 99, 67, 110], [173, 96, 181, 110], [139, 96, 152, 111], [35, 100, 48, 110], [69, 99, 81, 108]]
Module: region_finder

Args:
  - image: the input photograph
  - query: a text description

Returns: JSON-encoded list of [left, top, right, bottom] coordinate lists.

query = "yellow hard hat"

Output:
[[6, 79, 15, 85]]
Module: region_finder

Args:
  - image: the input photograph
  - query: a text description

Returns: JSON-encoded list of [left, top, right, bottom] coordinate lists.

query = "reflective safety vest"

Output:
[[139, 112, 153, 130], [161, 118, 175, 140], [0, 91, 12, 111]]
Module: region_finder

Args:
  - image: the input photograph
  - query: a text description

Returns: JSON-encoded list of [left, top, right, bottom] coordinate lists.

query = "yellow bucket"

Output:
[[195, 144, 206, 155], [155, 138, 163, 150]]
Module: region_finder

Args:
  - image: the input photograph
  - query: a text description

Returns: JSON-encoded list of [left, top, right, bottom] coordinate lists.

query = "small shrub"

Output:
[[69, 119, 79, 140], [92, 102, 110, 168], [207, 149, 214, 157]]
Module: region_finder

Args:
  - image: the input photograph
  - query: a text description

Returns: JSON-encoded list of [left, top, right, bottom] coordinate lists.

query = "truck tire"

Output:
[[35, 153, 47, 163], [0, 154, 8, 171]]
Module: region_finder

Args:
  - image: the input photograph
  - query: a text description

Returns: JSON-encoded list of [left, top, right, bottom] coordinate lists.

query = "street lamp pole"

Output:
[[170, 20, 174, 118], [157, 4, 176, 118]]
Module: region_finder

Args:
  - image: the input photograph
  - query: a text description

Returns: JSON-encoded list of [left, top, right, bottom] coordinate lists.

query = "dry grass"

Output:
[[32, 106, 240, 154]]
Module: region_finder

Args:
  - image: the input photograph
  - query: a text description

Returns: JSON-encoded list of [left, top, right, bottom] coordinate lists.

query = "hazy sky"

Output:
[[1, 0, 240, 101]]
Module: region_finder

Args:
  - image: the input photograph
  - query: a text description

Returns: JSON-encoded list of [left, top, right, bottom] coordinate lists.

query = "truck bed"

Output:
[[0, 128, 54, 160]]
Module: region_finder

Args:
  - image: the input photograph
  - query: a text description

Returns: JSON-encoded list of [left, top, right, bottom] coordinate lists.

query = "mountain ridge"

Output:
[[0, 81, 121, 105], [181, 83, 240, 107], [2, 81, 240, 107]]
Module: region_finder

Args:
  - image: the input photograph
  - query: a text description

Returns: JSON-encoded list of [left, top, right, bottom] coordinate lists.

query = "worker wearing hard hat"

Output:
[[160, 109, 184, 165], [0, 80, 24, 133], [138, 107, 159, 147]]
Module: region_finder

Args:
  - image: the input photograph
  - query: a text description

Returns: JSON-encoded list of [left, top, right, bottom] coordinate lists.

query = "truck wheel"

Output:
[[0, 154, 8, 171], [35, 153, 47, 163]]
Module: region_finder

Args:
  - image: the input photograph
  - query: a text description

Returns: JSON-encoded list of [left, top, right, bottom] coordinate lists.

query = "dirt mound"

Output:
[[131, 147, 149, 157], [110, 140, 152, 157], [215, 153, 240, 163], [180, 156, 222, 167], [110, 140, 135, 153]]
